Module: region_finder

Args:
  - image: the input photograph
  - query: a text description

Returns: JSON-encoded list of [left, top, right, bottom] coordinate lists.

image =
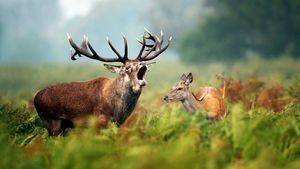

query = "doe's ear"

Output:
[[185, 72, 193, 85], [104, 64, 122, 73], [180, 73, 187, 81]]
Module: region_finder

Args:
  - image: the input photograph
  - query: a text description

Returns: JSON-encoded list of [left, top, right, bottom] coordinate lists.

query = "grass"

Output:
[[0, 56, 299, 169]]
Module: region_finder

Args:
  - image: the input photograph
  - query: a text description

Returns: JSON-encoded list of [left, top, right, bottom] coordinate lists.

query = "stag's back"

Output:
[[34, 77, 110, 120]]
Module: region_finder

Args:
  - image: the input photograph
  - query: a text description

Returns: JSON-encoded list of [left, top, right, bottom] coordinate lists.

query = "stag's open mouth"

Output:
[[137, 65, 147, 86]]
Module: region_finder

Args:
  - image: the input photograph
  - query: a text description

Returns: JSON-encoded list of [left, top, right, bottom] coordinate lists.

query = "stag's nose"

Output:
[[163, 96, 169, 101]]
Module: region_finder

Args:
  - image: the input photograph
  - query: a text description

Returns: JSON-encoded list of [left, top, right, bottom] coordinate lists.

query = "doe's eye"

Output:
[[125, 66, 131, 71]]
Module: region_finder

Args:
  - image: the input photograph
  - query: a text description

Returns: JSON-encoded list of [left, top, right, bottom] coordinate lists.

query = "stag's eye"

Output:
[[177, 87, 183, 91]]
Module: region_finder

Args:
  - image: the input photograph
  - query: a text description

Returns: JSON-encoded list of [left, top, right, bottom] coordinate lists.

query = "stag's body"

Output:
[[34, 76, 140, 130], [34, 30, 171, 136], [164, 73, 226, 120]]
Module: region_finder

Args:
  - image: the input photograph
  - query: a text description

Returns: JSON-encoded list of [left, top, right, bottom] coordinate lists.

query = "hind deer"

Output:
[[34, 29, 172, 136], [163, 73, 226, 120]]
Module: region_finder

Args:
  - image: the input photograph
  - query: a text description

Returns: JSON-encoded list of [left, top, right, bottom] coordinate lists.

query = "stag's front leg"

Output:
[[97, 114, 110, 128], [44, 119, 63, 136], [120, 112, 139, 129]]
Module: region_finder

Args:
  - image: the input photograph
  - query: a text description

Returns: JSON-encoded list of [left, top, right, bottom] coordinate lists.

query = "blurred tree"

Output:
[[179, 0, 300, 63], [147, 0, 209, 47]]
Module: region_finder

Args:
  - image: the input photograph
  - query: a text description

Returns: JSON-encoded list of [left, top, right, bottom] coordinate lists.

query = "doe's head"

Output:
[[163, 73, 193, 102]]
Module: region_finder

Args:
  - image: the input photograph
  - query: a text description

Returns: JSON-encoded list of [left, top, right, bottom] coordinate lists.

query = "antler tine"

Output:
[[137, 29, 160, 53], [141, 36, 172, 61], [106, 37, 123, 60], [160, 30, 164, 46], [67, 34, 94, 60], [135, 30, 172, 61], [145, 29, 164, 50], [70, 48, 78, 60], [138, 37, 159, 59], [136, 36, 146, 60], [141, 41, 158, 59], [67, 33, 126, 63], [121, 33, 128, 60], [137, 36, 153, 48], [143, 27, 156, 41]]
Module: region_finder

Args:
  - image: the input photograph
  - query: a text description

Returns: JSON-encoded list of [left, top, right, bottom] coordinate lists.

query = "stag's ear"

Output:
[[145, 62, 156, 71], [185, 72, 193, 85], [104, 64, 122, 73]]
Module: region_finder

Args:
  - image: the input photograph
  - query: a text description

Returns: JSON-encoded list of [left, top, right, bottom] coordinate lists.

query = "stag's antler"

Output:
[[136, 28, 172, 61], [67, 29, 171, 63], [67, 33, 128, 63]]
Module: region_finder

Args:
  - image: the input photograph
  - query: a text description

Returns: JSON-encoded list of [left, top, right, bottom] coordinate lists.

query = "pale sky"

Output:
[[59, 0, 103, 20]]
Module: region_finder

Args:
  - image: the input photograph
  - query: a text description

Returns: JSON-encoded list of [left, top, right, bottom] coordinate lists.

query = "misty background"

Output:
[[0, 0, 299, 64], [0, 0, 205, 64]]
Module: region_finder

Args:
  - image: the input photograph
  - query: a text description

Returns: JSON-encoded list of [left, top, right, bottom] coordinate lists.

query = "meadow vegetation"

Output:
[[0, 57, 299, 169]]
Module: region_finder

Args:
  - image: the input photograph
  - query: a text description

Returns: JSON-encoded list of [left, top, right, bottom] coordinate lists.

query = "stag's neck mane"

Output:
[[109, 75, 140, 97], [105, 75, 141, 125], [181, 91, 199, 112]]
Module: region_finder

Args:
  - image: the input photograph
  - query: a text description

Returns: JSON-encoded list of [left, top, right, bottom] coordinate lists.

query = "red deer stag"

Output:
[[163, 73, 226, 120], [34, 30, 172, 136]]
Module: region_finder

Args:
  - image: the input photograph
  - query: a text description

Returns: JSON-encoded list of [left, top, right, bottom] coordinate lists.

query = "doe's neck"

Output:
[[181, 91, 199, 112]]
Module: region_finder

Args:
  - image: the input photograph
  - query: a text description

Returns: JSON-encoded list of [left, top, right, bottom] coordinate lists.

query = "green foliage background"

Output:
[[179, 0, 300, 63]]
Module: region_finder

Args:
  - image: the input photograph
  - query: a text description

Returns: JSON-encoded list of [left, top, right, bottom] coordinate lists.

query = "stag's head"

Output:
[[163, 73, 193, 102], [67, 29, 172, 93]]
